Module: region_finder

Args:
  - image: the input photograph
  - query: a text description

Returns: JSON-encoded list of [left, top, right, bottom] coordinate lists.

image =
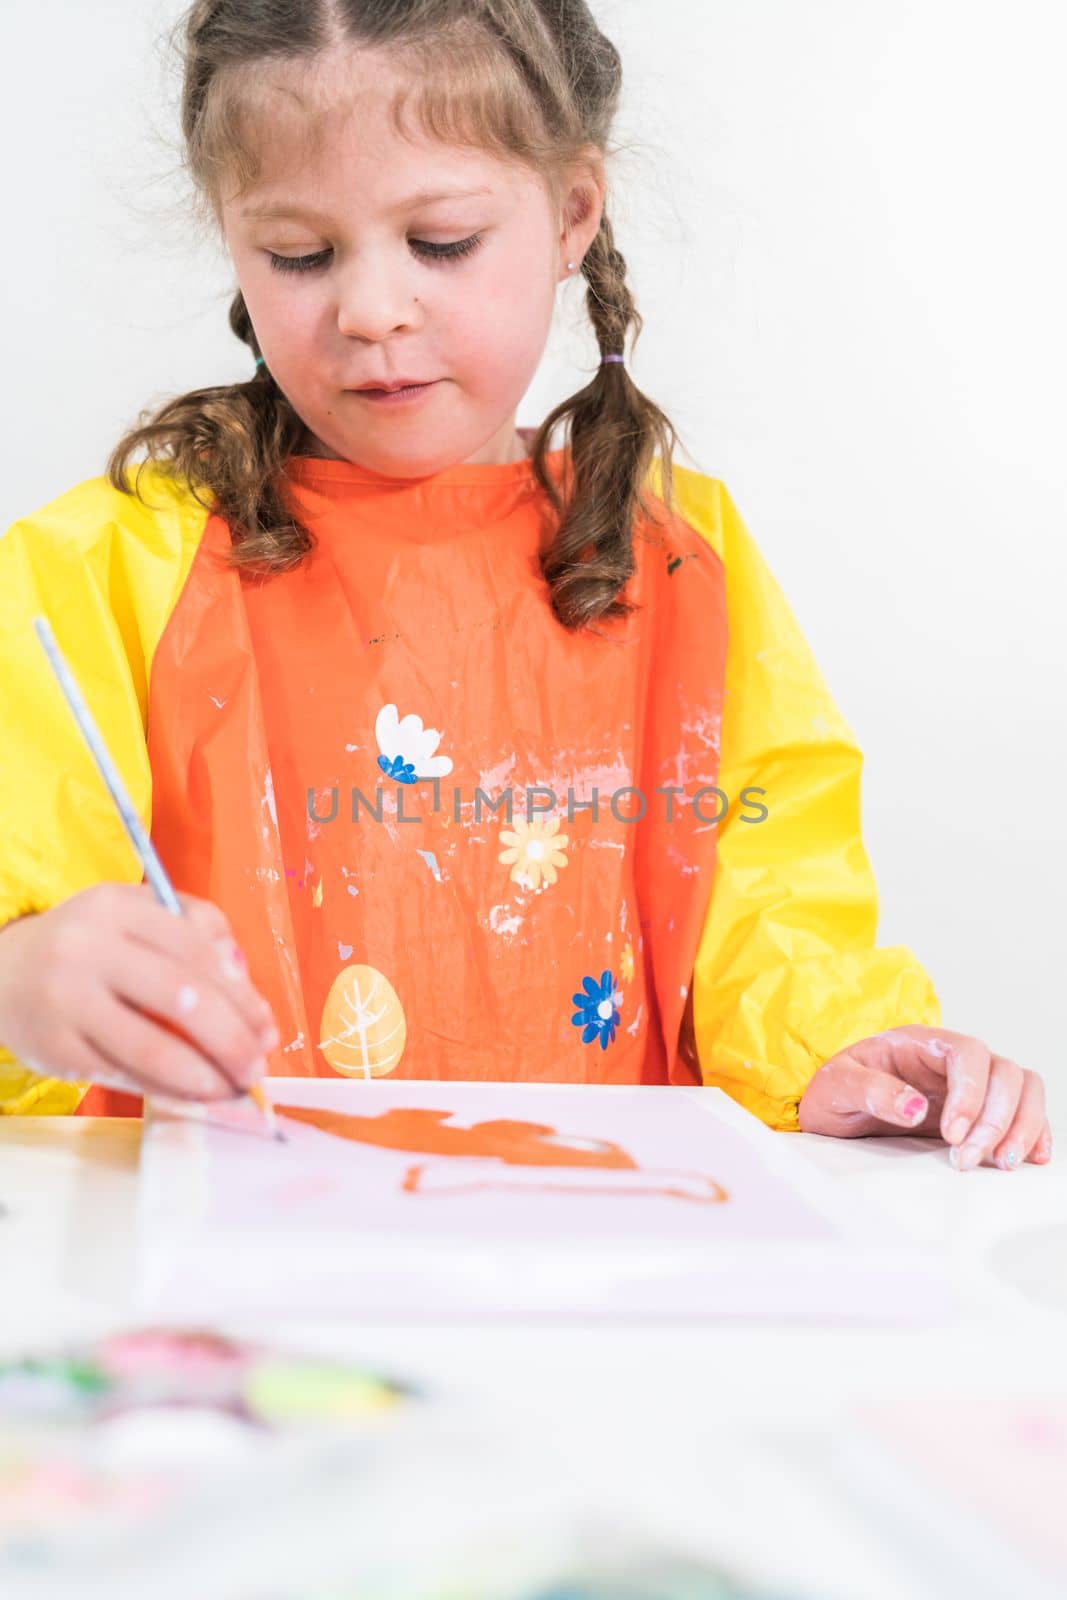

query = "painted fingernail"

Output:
[[898, 1092, 927, 1124], [230, 943, 247, 969], [998, 1148, 1019, 1170], [956, 1142, 984, 1172]]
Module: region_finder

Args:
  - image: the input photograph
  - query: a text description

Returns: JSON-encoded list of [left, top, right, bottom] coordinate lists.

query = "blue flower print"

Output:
[[571, 969, 623, 1050], [377, 753, 418, 785]]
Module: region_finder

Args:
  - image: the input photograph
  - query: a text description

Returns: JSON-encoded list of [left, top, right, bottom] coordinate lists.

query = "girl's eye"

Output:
[[413, 234, 484, 263], [266, 234, 484, 274], [267, 249, 332, 275]]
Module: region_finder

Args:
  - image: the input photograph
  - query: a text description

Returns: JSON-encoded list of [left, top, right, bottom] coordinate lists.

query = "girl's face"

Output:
[[221, 54, 604, 475]]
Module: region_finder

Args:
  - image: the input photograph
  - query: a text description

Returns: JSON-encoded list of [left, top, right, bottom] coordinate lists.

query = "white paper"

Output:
[[137, 1079, 950, 1324]]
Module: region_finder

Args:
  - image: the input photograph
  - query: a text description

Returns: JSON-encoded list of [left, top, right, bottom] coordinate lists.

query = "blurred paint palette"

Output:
[[0, 1326, 411, 1430], [0, 1329, 817, 1600], [0, 1326, 414, 1590]]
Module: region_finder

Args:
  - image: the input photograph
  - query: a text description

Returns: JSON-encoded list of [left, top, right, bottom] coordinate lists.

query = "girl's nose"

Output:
[[335, 260, 421, 343]]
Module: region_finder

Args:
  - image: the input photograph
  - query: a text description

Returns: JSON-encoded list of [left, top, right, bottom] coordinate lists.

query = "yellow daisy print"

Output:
[[498, 815, 570, 891], [620, 941, 635, 984]]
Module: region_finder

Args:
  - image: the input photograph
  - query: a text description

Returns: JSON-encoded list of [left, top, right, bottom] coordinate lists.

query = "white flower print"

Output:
[[375, 703, 454, 784]]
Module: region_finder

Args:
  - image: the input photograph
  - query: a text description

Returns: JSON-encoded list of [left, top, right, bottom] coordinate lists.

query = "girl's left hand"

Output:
[[797, 1024, 1053, 1171]]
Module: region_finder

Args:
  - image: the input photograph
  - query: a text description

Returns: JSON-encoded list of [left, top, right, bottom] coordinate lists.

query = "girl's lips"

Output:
[[352, 380, 440, 406]]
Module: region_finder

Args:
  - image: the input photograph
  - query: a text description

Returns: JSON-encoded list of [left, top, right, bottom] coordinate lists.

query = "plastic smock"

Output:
[[0, 450, 941, 1128]]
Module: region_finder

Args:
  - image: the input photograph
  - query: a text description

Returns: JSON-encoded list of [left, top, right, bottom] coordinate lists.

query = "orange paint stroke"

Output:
[[276, 1104, 729, 1205], [401, 1162, 727, 1204]]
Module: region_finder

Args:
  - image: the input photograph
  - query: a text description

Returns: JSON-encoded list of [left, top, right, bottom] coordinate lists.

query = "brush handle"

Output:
[[32, 616, 182, 916], [248, 1079, 280, 1135]]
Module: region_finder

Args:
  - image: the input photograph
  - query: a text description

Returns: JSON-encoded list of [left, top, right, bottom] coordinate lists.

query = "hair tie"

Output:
[[254, 355, 266, 370]]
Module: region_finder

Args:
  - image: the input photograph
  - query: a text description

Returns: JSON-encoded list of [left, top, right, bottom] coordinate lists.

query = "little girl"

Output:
[[0, 0, 1051, 1173]]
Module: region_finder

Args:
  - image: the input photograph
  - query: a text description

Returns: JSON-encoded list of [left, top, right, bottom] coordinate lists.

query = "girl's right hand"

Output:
[[0, 883, 279, 1101]]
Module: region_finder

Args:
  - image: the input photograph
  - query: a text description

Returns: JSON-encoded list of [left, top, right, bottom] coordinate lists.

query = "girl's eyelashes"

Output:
[[267, 249, 330, 274], [266, 233, 485, 274]]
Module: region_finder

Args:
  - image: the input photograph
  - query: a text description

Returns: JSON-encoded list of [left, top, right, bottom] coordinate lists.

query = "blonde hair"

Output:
[[108, 0, 689, 631]]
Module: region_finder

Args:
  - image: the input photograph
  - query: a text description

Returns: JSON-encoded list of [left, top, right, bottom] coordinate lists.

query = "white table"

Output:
[[1, 1115, 1064, 1600]]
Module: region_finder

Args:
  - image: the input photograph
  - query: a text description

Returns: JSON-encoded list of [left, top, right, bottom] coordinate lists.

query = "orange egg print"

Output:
[[318, 964, 407, 1079]]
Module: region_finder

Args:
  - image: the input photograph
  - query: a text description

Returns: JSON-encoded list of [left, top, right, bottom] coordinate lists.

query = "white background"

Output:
[[3, 1, 1064, 1113]]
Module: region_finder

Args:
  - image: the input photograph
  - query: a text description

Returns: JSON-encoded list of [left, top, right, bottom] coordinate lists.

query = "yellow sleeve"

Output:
[[674, 473, 941, 1131], [0, 465, 206, 1113]]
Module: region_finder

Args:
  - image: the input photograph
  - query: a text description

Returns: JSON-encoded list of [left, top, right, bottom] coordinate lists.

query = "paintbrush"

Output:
[[32, 615, 286, 1142], [247, 1081, 283, 1141]]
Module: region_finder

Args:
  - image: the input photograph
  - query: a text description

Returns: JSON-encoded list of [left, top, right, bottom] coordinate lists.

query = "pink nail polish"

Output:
[[900, 1094, 927, 1123]]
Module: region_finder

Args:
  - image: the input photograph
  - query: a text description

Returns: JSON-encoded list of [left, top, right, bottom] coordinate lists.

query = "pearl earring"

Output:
[[568, 260, 579, 271]]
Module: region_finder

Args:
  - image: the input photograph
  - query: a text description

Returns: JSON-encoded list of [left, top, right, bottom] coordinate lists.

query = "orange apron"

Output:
[[78, 449, 727, 1114]]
